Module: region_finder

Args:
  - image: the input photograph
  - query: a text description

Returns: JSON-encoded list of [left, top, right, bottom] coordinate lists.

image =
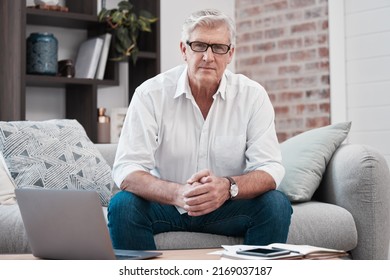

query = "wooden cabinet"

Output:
[[0, 0, 118, 142], [128, 0, 161, 101]]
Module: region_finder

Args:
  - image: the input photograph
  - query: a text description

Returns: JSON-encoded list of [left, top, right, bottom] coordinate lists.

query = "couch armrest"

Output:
[[314, 144, 390, 259]]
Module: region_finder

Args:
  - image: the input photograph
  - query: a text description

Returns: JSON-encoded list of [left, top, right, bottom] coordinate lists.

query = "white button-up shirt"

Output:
[[112, 65, 284, 188]]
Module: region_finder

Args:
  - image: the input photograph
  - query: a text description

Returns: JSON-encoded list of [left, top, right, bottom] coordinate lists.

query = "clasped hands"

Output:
[[180, 169, 230, 216]]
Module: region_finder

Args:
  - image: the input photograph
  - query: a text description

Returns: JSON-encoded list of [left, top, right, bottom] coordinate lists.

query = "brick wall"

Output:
[[235, 0, 330, 142]]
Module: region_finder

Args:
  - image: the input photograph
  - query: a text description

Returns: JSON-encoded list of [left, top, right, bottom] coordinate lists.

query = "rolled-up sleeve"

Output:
[[244, 88, 285, 187], [112, 90, 159, 187]]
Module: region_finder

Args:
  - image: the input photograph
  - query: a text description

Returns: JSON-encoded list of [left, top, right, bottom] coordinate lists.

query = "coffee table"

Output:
[[157, 248, 221, 260], [0, 248, 222, 260]]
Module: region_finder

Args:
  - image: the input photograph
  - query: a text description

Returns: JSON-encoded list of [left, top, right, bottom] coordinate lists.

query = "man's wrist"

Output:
[[225, 176, 239, 199], [223, 177, 231, 200]]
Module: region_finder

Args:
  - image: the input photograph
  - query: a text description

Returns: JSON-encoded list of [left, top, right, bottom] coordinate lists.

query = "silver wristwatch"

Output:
[[225, 176, 239, 199]]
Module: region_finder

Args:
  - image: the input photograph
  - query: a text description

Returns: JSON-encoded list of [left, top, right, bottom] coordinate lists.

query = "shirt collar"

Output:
[[217, 73, 228, 100], [174, 66, 228, 100], [174, 65, 191, 99]]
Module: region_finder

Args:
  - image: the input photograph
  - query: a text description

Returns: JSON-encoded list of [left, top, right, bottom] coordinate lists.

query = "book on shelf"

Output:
[[220, 243, 348, 260], [74, 37, 104, 79], [95, 33, 112, 80]]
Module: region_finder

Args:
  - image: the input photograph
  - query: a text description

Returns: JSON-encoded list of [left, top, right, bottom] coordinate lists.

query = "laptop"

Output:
[[15, 188, 162, 260]]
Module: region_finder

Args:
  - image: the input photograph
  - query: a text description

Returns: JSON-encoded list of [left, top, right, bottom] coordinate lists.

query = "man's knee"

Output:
[[256, 190, 292, 222], [109, 191, 131, 211], [108, 191, 148, 220], [107, 191, 157, 249]]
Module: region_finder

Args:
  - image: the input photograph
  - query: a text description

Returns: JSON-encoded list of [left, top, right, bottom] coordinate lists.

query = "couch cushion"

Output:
[[0, 119, 112, 206], [153, 202, 357, 252], [154, 231, 243, 250], [0, 152, 16, 205], [0, 204, 30, 254], [287, 202, 357, 252], [278, 122, 351, 202]]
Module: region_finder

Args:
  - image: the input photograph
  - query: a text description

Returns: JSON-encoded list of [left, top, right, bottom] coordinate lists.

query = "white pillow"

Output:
[[277, 122, 352, 202], [0, 152, 16, 205]]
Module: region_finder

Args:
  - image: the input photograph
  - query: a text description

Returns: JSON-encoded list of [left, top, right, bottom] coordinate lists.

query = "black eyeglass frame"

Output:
[[186, 41, 231, 54]]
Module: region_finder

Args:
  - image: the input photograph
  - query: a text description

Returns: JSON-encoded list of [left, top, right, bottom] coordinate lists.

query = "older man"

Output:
[[108, 9, 292, 250]]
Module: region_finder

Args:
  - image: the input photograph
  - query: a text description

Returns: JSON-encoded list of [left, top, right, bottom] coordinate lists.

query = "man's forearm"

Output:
[[232, 170, 276, 199], [120, 170, 184, 207]]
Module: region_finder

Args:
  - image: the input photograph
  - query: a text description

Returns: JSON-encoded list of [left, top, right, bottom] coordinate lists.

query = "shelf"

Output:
[[138, 51, 158, 60], [26, 8, 99, 29], [26, 75, 118, 88]]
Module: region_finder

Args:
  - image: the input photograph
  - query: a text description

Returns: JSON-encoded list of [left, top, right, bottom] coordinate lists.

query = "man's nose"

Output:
[[202, 47, 215, 61]]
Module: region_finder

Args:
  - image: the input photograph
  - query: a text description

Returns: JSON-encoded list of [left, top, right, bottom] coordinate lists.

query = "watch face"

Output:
[[230, 184, 239, 198]]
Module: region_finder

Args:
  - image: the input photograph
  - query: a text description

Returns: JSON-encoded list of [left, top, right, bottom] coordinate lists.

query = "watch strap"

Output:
[[225, 176, 236, 186]]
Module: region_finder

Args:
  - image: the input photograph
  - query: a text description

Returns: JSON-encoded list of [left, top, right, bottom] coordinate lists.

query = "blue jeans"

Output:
[[107, 190, 292, 250]]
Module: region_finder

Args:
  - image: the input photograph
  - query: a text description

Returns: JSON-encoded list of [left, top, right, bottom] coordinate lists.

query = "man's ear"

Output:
[[180, 41, 187, 61], [227, 47, 235, 64]]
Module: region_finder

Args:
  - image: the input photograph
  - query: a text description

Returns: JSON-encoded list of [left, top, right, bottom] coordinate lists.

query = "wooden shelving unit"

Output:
[[0, 0, 119, 142]]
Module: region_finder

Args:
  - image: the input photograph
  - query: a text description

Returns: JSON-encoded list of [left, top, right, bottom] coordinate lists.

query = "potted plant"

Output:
[[98, 1, 158, 63]]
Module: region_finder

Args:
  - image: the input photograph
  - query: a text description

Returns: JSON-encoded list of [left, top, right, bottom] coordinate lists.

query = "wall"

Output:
[[235, 0, 330, 142], [344, 0, 390, 166], [330, 0, 390, 168]]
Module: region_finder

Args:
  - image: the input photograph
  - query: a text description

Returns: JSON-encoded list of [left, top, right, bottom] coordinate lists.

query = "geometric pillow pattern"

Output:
[[0, 119, 112, 206], [0, 151, 17, 205]]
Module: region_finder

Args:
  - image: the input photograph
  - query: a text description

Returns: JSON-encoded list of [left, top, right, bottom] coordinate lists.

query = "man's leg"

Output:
[[107, 191, 187, 250], [191, 190, 292, 245]]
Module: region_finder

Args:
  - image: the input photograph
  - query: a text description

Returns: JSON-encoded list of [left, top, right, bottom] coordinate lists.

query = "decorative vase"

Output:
[[97, 107, 111, 143], [26, 32, 58, 75]]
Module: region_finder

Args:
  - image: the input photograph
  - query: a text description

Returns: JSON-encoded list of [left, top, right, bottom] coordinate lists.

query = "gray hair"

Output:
[[181, 9, 236, 47]]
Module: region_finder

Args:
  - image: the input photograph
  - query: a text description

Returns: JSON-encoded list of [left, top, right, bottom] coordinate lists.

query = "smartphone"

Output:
[[237, 247, 291, 257]]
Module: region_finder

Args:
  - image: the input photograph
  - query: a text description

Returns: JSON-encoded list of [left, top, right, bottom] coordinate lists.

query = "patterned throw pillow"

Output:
[[0, 119, 112, 206], [0, 151, 16, 205]]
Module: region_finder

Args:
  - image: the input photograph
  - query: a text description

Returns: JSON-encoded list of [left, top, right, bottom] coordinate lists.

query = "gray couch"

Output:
[[1, 143, 390, 259]]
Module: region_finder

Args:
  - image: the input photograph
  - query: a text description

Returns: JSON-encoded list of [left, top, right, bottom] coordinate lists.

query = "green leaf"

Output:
[[139, 10, 152, 19], [116, 27, 132, 46], [118, 1, 132, 11], [138, 20, 150, 32], [131, 47, 139, 65], [112, 11, 125, 24]]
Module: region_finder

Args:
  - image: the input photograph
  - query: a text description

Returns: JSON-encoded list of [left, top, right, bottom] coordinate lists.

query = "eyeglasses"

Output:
[[186, 41, 231, 54]]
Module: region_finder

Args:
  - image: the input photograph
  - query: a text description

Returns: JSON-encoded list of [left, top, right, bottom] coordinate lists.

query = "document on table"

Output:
[[217, 244, 347, 260]]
